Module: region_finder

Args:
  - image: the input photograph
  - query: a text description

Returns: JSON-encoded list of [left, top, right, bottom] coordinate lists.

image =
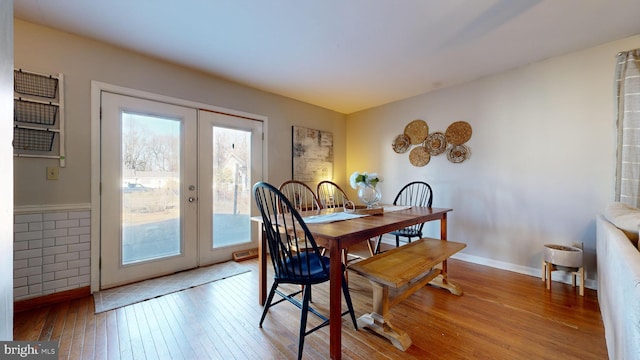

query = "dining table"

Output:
[[252, 206, 453, 360]]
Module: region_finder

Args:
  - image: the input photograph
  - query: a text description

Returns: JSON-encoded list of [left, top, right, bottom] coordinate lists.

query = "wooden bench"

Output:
[[348, 237, 466, 351]]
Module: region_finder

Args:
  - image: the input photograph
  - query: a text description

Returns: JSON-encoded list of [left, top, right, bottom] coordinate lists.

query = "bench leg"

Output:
[[429, 275, 464, 296], [428, 265, 464, 296], [357, 282, 412, 351]]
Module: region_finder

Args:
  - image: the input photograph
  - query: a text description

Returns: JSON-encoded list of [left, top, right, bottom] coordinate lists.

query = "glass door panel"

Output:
[[121, 113, 181, 264], [212, 126, 251, 248]]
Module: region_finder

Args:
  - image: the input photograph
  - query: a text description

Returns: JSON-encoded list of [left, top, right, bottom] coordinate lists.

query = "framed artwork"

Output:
[[292, 126, 333, 183]]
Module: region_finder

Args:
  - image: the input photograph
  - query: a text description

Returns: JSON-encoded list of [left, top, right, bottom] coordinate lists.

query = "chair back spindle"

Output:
[[317, 180, 350, 209], [279, 180, 322, 212], [374, 181, 433, 253], [392, 181, 433, 241], [394, 181, 433, 208]]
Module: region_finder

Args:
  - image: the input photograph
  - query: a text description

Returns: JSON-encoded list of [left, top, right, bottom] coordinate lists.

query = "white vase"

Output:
[[357, 183, 381, 208]]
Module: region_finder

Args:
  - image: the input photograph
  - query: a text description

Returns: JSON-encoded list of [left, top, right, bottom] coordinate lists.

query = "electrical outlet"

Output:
[[46, 166, 59, 180]]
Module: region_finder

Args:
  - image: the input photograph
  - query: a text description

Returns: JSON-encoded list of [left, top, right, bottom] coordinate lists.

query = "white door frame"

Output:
[[90, 81, 269, 293]]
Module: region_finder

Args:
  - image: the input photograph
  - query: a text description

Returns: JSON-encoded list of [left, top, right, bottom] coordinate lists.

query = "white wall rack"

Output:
[[13, 69, 66, 167]]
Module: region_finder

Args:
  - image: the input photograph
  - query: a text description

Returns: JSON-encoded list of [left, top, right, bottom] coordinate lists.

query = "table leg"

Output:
[[426, 213, 463, 295], [579, 267, 585, 296], [440, 213, 448, 273], [329, 243, 342, 359], [258, 224, 267, 305]]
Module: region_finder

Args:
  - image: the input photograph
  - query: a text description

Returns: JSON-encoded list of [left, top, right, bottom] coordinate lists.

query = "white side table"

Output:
[[541, 244, 585, 296]]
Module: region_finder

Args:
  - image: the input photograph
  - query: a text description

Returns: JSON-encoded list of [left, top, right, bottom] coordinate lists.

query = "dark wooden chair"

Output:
[[278, 180, 323, 254], [316, 180, 349, 209], [374, 181, 433, 254], [253, 182, 358, 360], [279, 180, 322, 212]]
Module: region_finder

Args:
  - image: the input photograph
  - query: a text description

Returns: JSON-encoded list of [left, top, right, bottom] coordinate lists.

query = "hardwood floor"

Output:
[[14, 243, 608, 359]]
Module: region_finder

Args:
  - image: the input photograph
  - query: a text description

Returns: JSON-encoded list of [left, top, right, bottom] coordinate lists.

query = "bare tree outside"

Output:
[[213, 127, 250, 214], [121, 113, 181, 264], [211, 126, 252, 248], [123, 115, 179, 173]]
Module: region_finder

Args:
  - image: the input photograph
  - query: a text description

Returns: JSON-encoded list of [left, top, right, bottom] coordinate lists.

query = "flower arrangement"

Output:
[[350, 171, 383, 189]]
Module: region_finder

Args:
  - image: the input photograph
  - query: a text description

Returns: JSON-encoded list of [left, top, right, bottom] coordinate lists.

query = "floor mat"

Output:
[[93, 261, 251, 313]]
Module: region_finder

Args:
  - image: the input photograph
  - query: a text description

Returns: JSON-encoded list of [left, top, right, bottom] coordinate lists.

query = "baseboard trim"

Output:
[[14, 286, 90, 313], [451, 252, 597, 290], [379, 236, 597, 290]]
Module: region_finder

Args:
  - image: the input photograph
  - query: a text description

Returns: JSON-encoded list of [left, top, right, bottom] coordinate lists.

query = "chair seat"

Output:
[[277, 252, 342, 284], [390, 228, 421, 237]]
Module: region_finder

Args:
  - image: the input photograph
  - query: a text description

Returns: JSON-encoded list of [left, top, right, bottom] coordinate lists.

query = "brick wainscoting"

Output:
[[13, 207, 91, 301]]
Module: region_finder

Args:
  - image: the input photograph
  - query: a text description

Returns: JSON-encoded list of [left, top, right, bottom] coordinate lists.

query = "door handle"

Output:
[[188, 197, 196, 203]]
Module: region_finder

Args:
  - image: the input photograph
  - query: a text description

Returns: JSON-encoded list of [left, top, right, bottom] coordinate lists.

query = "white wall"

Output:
[[347, 34, 640, 283], [1, 0, 14, 340], [13, 19, 348, 207]]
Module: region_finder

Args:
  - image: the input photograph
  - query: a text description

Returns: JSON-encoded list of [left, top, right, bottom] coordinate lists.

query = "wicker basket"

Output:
[[445, 121, 472, 145]]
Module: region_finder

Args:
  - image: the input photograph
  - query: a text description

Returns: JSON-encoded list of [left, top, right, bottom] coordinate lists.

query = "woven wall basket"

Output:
[[392, 133, 411, 154], [447, 144, 470, 163], [424, 132, 447, 155], [445, 121, 472, 145], [404, 119, 429, 144], [409, 146, 431, 167]]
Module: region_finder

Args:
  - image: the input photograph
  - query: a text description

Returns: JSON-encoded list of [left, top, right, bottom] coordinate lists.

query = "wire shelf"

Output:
[[13, 127, 56, 152], [14, 70, 59, 99], [14, 99, 58, 126]]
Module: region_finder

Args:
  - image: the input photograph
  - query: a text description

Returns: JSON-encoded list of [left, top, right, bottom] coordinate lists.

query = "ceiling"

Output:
[[14, 0, 640, 114]]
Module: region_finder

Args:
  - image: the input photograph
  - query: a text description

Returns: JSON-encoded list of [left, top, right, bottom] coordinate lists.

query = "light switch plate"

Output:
[[46, 166, 59, 180]]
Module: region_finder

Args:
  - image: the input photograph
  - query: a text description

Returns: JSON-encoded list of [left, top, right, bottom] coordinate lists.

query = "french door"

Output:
[[198, 110, 263, 264], [100, 92, 262, 289]]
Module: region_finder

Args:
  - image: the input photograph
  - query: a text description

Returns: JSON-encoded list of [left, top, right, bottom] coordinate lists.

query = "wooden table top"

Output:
[[252, 207, 451, 249]]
